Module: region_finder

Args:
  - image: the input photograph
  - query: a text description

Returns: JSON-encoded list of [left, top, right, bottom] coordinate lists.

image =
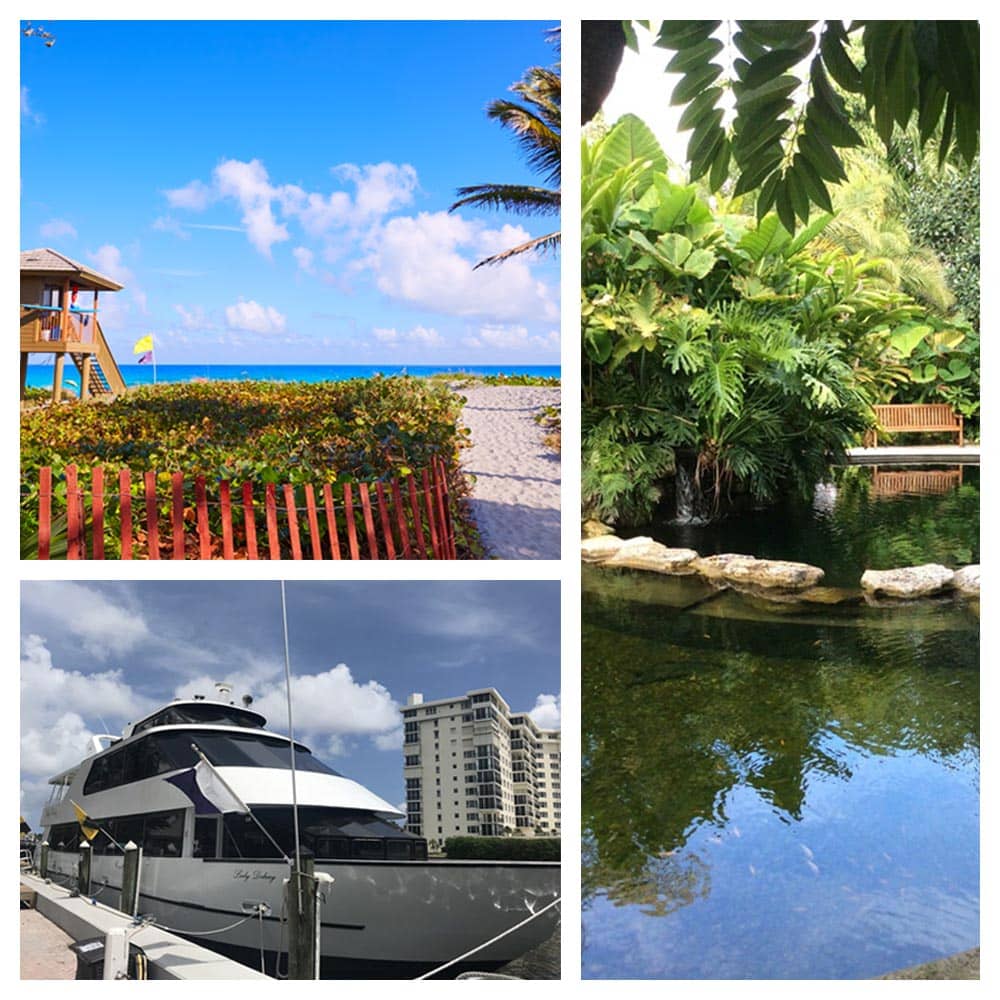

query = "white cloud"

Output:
[[253, 664, 399, 736], [163, 158, 420, 258], [40, 218, 77, 240], [363, 211, 558, 322], [164, 179, 213, 211], [334, 162, 418, 222], [21, 85, 44, 124], [89, 244, 133, 286], [371, 325, 442, 348], [174, 304, 214, 330], [214, 159, 289, 257], [152, 215, 190, 240], [21, 582, 151, 660], [292, 246, 315, 274], [20, 635, 151, 776], [528, 693, 561, 730], [225, 299, 286, 334]]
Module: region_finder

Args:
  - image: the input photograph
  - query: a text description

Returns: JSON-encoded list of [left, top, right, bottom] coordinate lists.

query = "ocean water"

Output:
[[25, 362, 560, 389]]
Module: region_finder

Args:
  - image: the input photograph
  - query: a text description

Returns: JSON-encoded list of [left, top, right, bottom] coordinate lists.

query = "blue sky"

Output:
[[20, 21, 560, 365], [20, 580, 560, 829]]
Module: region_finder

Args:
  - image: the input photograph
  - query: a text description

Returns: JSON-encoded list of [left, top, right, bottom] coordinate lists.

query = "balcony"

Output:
[[21, 305, 98, 353]]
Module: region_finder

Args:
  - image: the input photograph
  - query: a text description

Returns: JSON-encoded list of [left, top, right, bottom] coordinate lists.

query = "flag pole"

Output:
[[70, 799, 127, 854], [189, 742, 292, 865]]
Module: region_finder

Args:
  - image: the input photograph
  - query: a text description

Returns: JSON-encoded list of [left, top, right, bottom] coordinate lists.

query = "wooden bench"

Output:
[[866, 403, 964, 447]]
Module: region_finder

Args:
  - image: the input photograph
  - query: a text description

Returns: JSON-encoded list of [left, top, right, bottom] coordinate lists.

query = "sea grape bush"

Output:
[[21, 376, 480, 556]]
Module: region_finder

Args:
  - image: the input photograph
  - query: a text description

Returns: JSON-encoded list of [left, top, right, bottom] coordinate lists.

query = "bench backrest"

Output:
[[873, 403, 960, 429]]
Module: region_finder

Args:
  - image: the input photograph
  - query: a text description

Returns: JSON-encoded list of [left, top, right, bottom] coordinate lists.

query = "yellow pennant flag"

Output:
[[133, 334, 154, 354], [71, 800, 99, 842]]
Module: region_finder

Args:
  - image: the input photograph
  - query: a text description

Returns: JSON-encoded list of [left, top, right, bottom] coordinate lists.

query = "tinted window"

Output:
[[218, 806, 426, 861], [193, 817, 219, 859], [133, 703, 265, 735]]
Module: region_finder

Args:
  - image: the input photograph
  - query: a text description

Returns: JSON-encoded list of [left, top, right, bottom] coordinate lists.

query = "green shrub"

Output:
[[444, 836, 561, 861]]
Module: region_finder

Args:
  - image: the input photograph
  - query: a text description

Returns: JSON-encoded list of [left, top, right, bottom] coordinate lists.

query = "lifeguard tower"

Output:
[[20, 248, 127, 403]]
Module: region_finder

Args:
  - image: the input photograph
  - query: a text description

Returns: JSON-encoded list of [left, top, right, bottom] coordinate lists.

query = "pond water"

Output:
[[651, 465, 979, 587], [582, 468, 979, 979]]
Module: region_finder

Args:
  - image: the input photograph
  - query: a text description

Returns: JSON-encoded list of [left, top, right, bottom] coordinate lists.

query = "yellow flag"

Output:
[[71, 800, 99, 842], [133, 334, 154, 354]]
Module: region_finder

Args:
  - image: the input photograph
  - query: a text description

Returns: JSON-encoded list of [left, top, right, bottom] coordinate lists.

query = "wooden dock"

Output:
[[845, 445, 980, 466]]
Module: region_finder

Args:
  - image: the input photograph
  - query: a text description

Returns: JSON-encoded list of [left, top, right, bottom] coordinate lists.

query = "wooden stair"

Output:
[[69, 318, 126, 397]]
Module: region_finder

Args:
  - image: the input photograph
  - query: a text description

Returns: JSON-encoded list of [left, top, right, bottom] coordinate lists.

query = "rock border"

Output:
[[582, 533, 980, 602]]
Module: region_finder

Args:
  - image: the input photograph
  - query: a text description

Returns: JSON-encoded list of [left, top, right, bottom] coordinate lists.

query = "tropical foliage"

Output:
[[635, 21, 979, 229], [582, 115, 973, 526], [450, 40, 561, 268]]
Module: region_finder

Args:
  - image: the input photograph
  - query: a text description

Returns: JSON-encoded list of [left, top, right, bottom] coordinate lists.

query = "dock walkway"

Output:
[[845, 444, 980, 465], [20, 873, 269, 980]]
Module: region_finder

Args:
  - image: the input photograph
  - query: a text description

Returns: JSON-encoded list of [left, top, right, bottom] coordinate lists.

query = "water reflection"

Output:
[[582, 580, 979, 979]]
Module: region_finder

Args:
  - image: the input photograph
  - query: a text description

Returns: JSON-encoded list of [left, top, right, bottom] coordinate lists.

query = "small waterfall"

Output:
[[672, 464, 713, 525]]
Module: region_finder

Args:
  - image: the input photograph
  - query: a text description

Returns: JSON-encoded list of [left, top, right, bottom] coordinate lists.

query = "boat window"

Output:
[[218, 806, 426, 861], [83, 730, 340, 796], [193, 816, 220, 859], [144, 810, 184, 857], [385, 840, 413, 861], [85, 810, 184, 858], [352, 838, 385, 860], [132, 703, 266, 735], [48, 823, 79, 852]]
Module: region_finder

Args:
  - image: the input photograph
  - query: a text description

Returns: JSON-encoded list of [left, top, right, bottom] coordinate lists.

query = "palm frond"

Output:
[[450, 184, 560, 217], [473, 231, 561, 270]]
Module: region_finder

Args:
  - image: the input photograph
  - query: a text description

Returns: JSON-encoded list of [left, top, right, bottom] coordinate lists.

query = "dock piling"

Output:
[[39, 841, 49, 879], [77, 842, 92, 896], [285, 849, 319, 980], [121, 842, 141, 916]]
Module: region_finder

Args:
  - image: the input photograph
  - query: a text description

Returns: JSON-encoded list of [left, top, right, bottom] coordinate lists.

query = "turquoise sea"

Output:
[[25, 362, 560, 389]]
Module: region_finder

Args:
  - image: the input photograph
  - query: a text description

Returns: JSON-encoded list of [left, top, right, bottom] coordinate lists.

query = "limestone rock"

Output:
[[732, 584, 861, 606], [582, 519, 616, 538], [581, 535, 625, 563], [860, 564, 955, 599], [692, 554, 757, 582], [953, 565, 980, 597], [694, 554, 824, 590], [604, 538, 700, 574]]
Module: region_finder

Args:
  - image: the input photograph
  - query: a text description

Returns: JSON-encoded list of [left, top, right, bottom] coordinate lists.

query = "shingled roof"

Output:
[[20, 247, 124, 291]]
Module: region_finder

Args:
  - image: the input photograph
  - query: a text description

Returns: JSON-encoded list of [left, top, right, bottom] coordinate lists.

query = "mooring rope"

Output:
[[144, 913, 254, 937], [413, 896, 561, 981]]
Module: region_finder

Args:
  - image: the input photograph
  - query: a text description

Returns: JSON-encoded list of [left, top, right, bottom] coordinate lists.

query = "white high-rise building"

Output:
[[402, 688, 561, 842]]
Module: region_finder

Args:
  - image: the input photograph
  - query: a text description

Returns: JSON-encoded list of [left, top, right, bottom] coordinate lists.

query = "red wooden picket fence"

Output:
[[27, 458, 458, 560]]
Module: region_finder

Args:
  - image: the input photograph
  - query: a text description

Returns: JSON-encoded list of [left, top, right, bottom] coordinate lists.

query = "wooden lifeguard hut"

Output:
[[20, 248, 127, 403]]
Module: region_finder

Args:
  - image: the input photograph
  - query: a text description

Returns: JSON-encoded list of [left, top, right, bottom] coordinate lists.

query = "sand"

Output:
[[457, 385, 561, 560]]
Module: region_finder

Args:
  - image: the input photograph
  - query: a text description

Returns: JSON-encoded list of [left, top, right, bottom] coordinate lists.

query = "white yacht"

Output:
[[38, 689, 560, 978]]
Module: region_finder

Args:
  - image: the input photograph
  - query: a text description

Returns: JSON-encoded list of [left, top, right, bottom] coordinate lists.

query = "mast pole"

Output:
[[281, 581, 304, 914]]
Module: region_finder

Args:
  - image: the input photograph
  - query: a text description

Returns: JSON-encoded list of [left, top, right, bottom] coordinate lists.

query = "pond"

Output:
[[582, 468, 979, 979]]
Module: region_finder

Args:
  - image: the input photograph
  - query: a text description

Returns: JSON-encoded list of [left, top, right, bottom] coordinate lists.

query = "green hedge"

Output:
[[444, 836, 560, 861]]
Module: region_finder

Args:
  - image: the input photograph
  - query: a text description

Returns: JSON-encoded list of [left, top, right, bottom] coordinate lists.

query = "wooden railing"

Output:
[[24, 459, 458, 560], [20, 306, 96, 348]]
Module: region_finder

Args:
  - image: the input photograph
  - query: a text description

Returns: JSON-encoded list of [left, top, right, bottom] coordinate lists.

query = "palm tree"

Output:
[[450, 56, 561, 269]]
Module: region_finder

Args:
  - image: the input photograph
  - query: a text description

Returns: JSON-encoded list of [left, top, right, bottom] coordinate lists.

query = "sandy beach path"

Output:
[[458, 385, 561, 560]]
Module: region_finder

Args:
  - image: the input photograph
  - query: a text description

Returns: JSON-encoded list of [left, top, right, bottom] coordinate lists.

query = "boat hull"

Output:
[[42, 851, 560, 978]]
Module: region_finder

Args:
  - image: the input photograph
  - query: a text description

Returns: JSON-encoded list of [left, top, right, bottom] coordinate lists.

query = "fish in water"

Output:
[[800, 844, 815, 861], [805, 859, 820, 876]]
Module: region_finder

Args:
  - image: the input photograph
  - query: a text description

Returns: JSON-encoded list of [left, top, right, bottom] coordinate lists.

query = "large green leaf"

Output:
[[594, 114, 667, 180]]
